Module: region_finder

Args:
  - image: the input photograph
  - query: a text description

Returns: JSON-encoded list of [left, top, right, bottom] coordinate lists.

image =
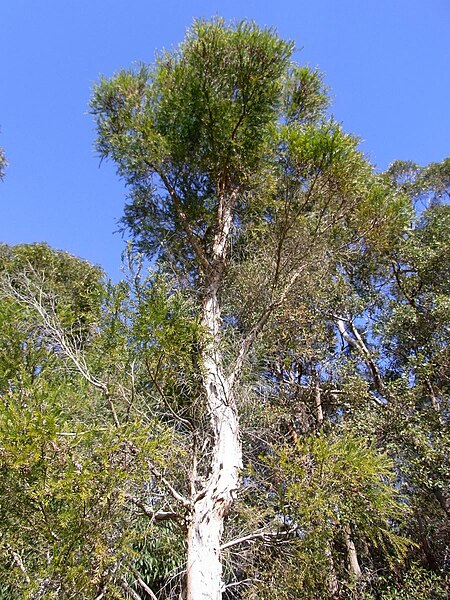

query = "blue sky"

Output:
[[1, 0, 449, 279]]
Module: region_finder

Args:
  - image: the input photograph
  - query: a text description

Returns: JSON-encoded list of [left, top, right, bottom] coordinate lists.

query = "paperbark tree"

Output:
[[91, 18, 409, 598]]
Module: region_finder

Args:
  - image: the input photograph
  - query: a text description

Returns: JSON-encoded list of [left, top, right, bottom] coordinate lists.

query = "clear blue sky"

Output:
[[1, 0, 449, 279]]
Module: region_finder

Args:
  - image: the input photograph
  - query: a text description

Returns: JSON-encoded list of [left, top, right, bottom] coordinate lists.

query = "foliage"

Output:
[[240, 434, 409, 599], [0, 246, 178, 598], [0, 16, 448, 600]]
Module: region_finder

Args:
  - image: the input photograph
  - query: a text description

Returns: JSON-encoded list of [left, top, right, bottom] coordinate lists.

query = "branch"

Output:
[[228, 268, 304, 389], [5, 274, 121, 427], [211, 185, 238, 275], [391, 260, 420, 311], [4, 543, 30, 583], [150, 465, 191, 509], [119, 579, 143, 600], [134, 575, 158, 600], [221, 528, 292, 551], [227, 305, 273, 390], [145, 356, 193, 431], [348, 321, 384, 393], [315, 377, 324, 428], [425, 379, 442, 418], [152, 164, 210, 273], [335, 317, 384, 393], [125, 494, 180, 521]]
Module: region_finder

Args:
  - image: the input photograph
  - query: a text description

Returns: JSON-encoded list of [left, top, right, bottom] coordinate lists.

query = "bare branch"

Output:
[[228, 268, 304, 389], [221, 528, 292, 551], [335, 317, 384, 393], [119, 578, 143, 600], [4, 543, 30, 583], [150, 465, 191, 509], [135, 575, 158, 600], [125, 494, 180, 521], [3, 274, 121, 427]]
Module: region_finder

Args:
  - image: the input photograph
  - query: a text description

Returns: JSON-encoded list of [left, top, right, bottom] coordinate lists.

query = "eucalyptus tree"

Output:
[[91, 18, 409, 599]]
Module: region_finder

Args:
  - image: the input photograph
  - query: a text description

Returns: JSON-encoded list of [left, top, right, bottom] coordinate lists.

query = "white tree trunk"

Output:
[[185, 283, 242, 600], [343, 524, 362, 580]]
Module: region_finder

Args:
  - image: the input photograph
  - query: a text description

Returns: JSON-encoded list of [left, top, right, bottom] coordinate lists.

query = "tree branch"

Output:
[[149, 465, 191, 509], [135, 576, 158, 600], [221, 528, 292, 551], [145, 356, 193, 431], [125, 494, 180, 521], [152, 164, 210, 273], [335, 317, 383, 393], [228, 268, 304, 389], [5, 274, 121, 427], [119, 579, 143, 600], [4, 543, 30, 583]]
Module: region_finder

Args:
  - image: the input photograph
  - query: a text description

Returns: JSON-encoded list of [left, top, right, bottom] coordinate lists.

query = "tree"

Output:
[[91, 18, 410, 599], [0, 244, 175, 598]]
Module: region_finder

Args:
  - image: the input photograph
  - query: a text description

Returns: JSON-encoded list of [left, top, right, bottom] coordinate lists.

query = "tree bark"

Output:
[[343, 524, 362, 580], [336, 318, 383, 393], [325, 542, 340, 598], [185, 286, 242, 599], [314, 378, 324, 429], [185, 193, 242, 600]]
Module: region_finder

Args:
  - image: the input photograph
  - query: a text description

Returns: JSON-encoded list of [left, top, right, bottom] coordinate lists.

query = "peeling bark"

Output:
[[185, 294, 242, 598], [185, 194, 242, 600], [325, 542, 340, 598]]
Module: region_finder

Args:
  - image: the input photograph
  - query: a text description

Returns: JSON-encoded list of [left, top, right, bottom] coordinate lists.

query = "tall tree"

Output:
[[91, 18, 409, 598]]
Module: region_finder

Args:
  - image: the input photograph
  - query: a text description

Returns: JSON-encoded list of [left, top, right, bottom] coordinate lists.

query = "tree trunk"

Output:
[[325, 542, 340, 598], [314, 378, 324, 429], [343, 524, 362, 580], [185, 277, 242, 599]]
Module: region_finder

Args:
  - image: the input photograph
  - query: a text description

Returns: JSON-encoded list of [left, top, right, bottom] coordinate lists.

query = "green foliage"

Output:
[[282, 65, 329, 124], [91, 18, 298, 264], [0, 246, 178, 597], [0, 243, 103, 337], [132, 521, 186, 594], [268, 434, 408, 548], [91, 19, 447, 598], [0, 15, 444, 599], [241, 433, 409, 599], [372, 564, 449, 600], [0, 384, 163, 597], [387, 158, 450, 204]]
